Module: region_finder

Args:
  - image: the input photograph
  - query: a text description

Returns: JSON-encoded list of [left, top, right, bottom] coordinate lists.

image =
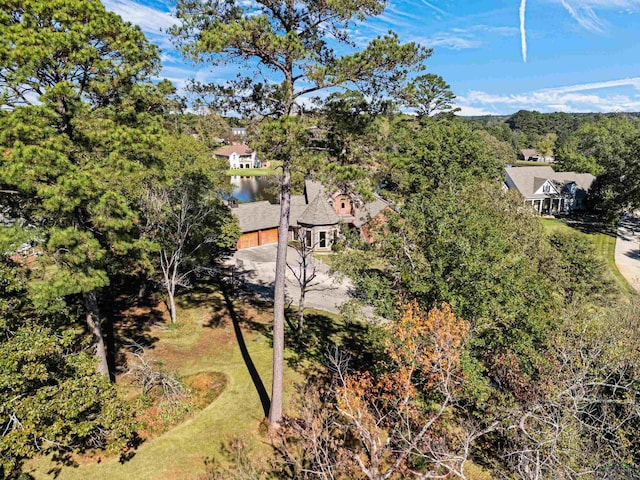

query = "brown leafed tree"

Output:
[[277, 302, 499, 479]]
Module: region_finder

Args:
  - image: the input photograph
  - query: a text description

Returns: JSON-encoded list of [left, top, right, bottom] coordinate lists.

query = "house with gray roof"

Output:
[[230, 179, 390, 250], [505, 166, 595, 214], [519, 148, 554, 163]]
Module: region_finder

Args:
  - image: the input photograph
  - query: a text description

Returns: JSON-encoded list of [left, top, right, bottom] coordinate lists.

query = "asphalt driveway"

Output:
[[616, 215, 640, 293], [224, 243, 354, 314]]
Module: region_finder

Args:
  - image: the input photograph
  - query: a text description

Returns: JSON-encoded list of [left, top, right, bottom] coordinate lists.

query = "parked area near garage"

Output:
[[224, 243, 354, 314]]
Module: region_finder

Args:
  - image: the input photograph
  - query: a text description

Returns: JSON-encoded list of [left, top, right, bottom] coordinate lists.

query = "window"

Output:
[[305, 230, 312, 248], [319, 231, 327, 249], [543, 182, 550, 193], [341, 201, 346, 209]]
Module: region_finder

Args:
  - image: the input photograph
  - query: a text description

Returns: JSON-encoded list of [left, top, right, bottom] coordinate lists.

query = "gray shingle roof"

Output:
[[232, 179, 390, 233], [355, 197, 390, 227], [304, 179, 324, 203], [232, 201, 280, 232], [506, 166, 595, 198], [297, 194, 340, 226], [231, 194, 315, 233]]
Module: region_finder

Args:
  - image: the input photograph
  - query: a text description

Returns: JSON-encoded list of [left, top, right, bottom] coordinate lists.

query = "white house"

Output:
[[215, 145, 261, 169], [504, 166, 595, 215]]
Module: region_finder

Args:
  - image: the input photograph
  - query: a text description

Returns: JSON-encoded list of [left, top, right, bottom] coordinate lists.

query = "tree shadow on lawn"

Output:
[[560, 213, 617, 236], [220, 283, 271, 418], [101, 281, 163, 380], [176, 278, 230, 328], [231, 291, 383, 378], [283, 312, 383, 377]]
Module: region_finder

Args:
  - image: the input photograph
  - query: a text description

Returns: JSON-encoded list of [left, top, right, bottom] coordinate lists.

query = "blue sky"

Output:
[[103, 0, 640, 115]]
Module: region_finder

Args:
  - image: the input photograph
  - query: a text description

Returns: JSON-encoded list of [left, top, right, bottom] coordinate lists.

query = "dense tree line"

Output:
[[269, 114, 640, 478]]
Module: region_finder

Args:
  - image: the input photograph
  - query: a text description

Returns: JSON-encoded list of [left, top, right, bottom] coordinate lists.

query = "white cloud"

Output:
[[455, 104, 496, 116], [409, 24, 516, 51], [417, 0, 449, 17], [426, 33, 481, 49], [543, 77, 640, 93], [559, 0, 606, 32], [457, 77, 640, 114], [551, 0, 640, 32], [102, 0, 176, 34]]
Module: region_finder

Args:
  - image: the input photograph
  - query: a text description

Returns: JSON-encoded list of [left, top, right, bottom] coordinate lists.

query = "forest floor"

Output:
[[25, 280, 354, 480]]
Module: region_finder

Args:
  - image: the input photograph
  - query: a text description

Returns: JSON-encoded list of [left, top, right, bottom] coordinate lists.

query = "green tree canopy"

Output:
[[382, 118, 504, 199], [555, 117, 640, 214], [0, 0, 168, 376], [0, 257, 137, 478]]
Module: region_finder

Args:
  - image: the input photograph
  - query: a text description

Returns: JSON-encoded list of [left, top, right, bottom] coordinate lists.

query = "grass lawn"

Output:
[[541, 217, 637, 297], [225, 161, 283, 177], [25, 282, 317, 480], [224, 167, 278, 176]]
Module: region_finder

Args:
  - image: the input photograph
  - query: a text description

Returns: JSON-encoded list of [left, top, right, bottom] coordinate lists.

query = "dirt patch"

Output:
[[183, 371, 228, 409]]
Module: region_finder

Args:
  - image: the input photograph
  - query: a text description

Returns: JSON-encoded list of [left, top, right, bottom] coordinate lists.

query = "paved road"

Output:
[[615, 215, 640, 292], [224, 244, 354, 314]]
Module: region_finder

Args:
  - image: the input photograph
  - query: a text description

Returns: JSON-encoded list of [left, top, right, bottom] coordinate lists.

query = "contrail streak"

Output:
[[520, 0, 527, 62]]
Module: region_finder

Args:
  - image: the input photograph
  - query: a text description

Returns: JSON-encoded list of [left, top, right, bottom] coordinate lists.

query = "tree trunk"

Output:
[[168, 288, 177, 324], [84, 291, 109, 376], [268, 160, 292, 426], [298, 289, 305, 335]]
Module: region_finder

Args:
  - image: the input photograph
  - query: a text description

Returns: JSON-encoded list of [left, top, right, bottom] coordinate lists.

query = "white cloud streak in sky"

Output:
[[519, 0, 527, 62], [560, 0, 606, 31], [457, 77, 640, 114]]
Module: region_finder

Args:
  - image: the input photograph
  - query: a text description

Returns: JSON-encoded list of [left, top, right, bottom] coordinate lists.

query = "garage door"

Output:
[[237, 232, 259, 249], [259, 228, 278, 245]]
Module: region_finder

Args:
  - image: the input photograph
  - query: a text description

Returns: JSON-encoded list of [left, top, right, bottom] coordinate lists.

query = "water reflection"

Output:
[[229, 176, 280, 203]]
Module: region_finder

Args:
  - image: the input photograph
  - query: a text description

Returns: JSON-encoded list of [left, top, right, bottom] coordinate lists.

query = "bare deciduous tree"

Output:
[[287, 228, 320, 334], [141, 174, 238, 323]]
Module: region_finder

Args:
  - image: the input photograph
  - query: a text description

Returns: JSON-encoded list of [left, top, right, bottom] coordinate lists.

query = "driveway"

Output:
[[224, 244, 354, 314], [615, 215, 640, 292]]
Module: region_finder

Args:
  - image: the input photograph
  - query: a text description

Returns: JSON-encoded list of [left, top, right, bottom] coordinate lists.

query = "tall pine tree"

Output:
[[0, 0, 165, 374]]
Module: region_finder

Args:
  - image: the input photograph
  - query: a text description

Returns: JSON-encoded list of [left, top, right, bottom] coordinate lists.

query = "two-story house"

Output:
[[215, 145, 261, 169]]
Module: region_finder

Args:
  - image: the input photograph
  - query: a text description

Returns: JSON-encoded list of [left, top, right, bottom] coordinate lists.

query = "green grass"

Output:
[[541, 217, 637, 297], [25, 281, 362, 480], [224, 167, 278, 176], [225, 160, 283, 177], [513, 161, 554, 167], [25, 288, 304, 480], [314, 252, 337, 269]]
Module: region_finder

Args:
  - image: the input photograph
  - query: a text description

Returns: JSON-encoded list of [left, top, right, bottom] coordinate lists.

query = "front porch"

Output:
[[527, 197, 568, 215]]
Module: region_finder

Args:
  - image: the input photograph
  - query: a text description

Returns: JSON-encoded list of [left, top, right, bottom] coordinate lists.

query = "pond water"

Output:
[[229, 176, 280, 203]]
